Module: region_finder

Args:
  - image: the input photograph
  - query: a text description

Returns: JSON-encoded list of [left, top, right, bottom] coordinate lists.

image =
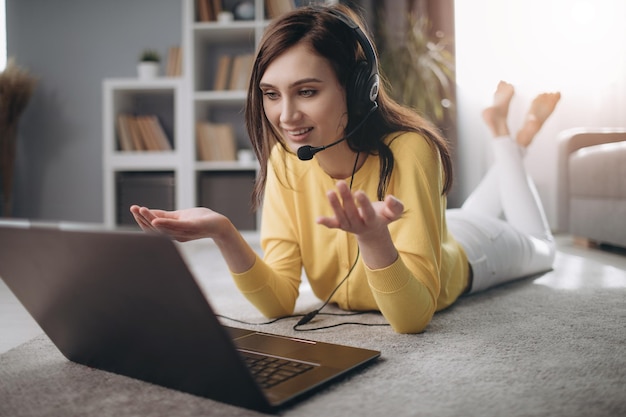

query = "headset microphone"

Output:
[[297, 103, 378, 161], [297, 137, 344, 161]]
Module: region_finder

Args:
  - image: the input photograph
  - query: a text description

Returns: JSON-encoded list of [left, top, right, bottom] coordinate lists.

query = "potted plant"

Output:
[[377, 9, 455, 126], [137, 49, 161, 79]]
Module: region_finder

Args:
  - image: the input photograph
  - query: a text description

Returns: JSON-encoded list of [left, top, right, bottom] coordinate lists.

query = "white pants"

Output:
[[447, 136, 556, 293]]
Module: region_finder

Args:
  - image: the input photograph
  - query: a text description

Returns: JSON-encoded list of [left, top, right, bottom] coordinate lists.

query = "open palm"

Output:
[[130, 205, 227, 242]]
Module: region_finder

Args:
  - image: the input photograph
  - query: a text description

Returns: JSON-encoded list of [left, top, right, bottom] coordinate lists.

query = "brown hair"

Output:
[[245, 4, 453, 210]]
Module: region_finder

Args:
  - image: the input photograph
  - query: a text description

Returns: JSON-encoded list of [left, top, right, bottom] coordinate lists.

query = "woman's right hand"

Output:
[[129, 205, 230, 242]]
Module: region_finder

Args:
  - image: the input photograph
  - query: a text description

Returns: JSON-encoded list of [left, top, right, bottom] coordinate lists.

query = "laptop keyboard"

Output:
[[241, 351, 316, 389]]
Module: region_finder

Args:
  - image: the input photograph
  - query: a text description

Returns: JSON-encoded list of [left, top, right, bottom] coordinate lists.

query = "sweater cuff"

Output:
[[231, 254, 269, 293], [365, 257, 412, 293]]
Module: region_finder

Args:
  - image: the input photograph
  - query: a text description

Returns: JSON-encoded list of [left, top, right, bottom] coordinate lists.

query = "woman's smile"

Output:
[[283, 126, 314, 142]]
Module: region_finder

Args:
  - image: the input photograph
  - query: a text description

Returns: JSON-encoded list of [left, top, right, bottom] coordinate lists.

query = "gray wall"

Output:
[[7, 0, 181, 222]]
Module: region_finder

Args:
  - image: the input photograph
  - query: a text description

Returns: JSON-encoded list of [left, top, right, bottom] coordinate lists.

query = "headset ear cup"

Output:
[[349, 61, 371, 114]]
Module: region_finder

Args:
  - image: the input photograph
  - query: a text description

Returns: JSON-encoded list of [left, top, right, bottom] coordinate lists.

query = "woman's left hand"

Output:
[[316, 180, 404, 239]]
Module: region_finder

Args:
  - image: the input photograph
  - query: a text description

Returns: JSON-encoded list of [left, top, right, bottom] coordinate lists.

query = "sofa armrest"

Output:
[[569, 141, 626, 198], [555, 128, 626, 232]]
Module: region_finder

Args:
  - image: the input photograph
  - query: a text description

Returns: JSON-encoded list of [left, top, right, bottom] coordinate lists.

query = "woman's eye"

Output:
[[263, 91, 279, 100], [299, 89, 315, 97]]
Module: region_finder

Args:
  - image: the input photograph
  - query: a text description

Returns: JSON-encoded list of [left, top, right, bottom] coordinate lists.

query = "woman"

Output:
[[131, 5, 560, 334]]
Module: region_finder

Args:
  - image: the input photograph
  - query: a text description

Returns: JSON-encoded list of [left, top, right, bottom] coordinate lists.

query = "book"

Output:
[[126, 115, 147, 150], [117, 114, 172, 151], [196, 121, 237, 161], [197, 0, 210, 21], [211, 0, 222, 17], [266, 0, 295, 19], [136, 116, 161, 151], [147, 115, 173, 150], [166, 46, 182, 77], [116, 114, 135, 151], [198, 0, 222, 21], [228, 53, 254, 91], [197, 0, 217, 21], [175, 47, 183, 76], [213, 54, 232, 90], [214, 123, 237, 160], [196, 122, 213, 161]]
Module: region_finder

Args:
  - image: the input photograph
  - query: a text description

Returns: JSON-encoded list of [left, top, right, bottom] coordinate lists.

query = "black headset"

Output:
[[321, 7, 380, 115]]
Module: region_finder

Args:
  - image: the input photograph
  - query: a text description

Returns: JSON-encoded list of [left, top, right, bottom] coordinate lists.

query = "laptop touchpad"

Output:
[[234, 333, 315, 357]]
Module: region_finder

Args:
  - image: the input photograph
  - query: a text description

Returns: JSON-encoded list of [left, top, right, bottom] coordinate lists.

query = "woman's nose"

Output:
[[279, 98, 301, 125]]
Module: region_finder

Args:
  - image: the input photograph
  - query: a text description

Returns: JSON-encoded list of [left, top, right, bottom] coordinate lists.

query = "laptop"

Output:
[[0, 220, 380, 413]]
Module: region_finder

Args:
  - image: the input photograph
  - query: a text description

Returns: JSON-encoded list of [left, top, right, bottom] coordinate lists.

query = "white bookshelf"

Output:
[[103, 0, 331, 230], [102, 78, 189, 227], [181, 0, 267, 231]]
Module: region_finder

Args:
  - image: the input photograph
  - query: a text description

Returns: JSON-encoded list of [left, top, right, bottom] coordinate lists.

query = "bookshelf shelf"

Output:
[[109, 152, 180, 170], [193, 21, 261, 39], [195, 160, 259, 171]]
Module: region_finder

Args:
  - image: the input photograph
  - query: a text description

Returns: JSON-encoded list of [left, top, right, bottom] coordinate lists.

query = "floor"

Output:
[[1, 235, 625, 355]]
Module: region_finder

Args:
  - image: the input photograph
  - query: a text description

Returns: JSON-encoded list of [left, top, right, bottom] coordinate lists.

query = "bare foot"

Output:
[[482, 81, 515, 137], [516, 92, 561, 147]]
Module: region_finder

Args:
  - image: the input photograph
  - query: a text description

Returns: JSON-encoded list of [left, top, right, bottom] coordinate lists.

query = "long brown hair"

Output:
[[245, 4, 453, 210]]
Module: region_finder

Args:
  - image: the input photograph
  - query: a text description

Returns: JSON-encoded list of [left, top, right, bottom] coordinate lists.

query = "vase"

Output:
[[137, 62, 159, 79], [0, 123, 18, 217]]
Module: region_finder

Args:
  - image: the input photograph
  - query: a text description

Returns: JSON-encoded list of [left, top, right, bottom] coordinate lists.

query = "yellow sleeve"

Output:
[[360, 133, 456, 333], [365, 257, 436, 334], [231, 252, 300, 318]]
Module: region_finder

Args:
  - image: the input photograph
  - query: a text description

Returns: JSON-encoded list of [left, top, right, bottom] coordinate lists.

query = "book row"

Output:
[[213, 53, 254, 91], [116, 114, 173, 152]]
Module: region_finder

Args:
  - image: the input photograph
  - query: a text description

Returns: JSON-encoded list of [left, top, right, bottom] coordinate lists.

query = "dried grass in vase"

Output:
[[0, 58, 38, 216]]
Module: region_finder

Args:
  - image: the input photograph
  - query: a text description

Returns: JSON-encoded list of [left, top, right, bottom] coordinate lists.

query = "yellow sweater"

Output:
[[231, 132, 469, 333]]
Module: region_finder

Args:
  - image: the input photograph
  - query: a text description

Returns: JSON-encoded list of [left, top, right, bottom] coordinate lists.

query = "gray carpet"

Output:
[[1, 240, 625, 417]]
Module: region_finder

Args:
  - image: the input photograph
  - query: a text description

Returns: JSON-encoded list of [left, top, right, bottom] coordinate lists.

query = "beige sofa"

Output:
[[556, 128, 626, 248]]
